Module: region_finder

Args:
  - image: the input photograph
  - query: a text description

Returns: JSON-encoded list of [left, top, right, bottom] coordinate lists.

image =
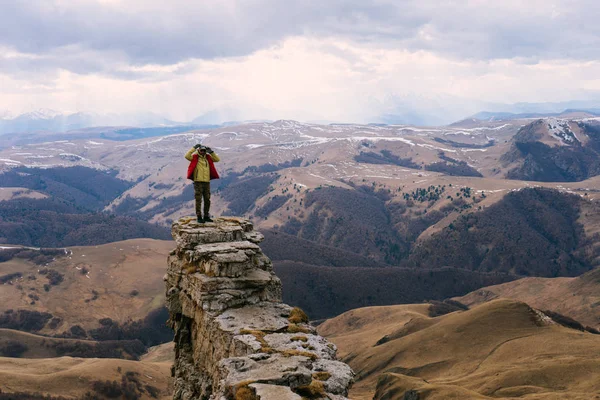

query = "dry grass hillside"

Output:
[[140, 342, 175, 364], [319, 299, 600, 399], [0, 238, 173, 334], [0, 239, 176, 398], [0, 355, 172, 399], [456, 267, 600, 330], [0, 187, 47, 201], [0, 328, 147, 360]]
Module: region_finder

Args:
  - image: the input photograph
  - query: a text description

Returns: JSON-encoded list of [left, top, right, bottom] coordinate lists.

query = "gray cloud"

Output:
[[0, 0, 599, 117], [1, 1, 406, 65], [3, 0, 597, 75]]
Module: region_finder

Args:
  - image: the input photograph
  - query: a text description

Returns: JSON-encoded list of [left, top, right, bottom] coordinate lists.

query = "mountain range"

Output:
[[5, 101, 600, 136], [0, 109, 196, 135], [1, 110, 600, 398], [2, 114, 600, 318]]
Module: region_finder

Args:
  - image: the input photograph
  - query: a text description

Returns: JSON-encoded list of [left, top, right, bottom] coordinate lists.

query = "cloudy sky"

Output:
[[2, 0, 600, 124]]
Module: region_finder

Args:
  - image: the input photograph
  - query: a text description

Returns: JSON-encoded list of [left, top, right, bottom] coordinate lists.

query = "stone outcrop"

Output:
[[165, 217, 354, 400]]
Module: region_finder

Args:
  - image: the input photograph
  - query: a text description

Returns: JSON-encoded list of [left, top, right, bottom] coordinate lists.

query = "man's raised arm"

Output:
[[185, 146, 198, 161], [207, 147, 220, 162]]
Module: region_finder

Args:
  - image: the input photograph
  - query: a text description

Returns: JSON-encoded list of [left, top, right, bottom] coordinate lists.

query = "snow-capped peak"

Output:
[[21, 108, 63, 120]]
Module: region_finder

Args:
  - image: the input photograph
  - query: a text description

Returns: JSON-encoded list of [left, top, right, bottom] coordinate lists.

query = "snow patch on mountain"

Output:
[[349, 136, 415, 146], [0, 158, 22, 165], [215, 131, 250, 140], [546, 118, 578, 144], [446, 123, 513, 136], [417, 143, 457, 152]]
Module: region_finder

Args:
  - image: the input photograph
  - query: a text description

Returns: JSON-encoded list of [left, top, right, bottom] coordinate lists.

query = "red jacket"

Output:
[[187, 154, 220, 181]]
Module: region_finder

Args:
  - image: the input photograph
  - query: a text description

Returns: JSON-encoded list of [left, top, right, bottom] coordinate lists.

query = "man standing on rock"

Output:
[[185, 144, 220, 223]]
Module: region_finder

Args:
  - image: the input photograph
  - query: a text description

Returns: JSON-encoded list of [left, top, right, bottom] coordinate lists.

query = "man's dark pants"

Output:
[[193, 181, 211, 218]]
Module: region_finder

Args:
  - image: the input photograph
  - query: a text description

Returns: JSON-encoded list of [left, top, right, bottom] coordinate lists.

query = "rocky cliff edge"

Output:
[[165, 217, 354, 400]]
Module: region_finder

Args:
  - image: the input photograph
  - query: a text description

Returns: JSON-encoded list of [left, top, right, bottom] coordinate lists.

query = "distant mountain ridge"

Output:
[[469, 108, 600, 122], [0, 109, 184, 135], [0, 109, 231, 135]]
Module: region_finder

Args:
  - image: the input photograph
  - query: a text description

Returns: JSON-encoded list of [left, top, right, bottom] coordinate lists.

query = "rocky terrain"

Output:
[[0, 215, 597, 399], [165, 217, 353, 399]]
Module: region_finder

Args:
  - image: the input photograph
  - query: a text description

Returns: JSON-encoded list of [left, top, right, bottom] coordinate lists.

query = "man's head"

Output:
[[198, 146, 207, 154]]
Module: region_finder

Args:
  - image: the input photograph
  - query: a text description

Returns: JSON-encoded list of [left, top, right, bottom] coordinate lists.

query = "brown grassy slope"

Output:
[[0, 238, 173, 333], [319, 299, 600, 400], [0, 328, 143, 359], [140, 342, 175, 363], [0, 187, 47, 201], [456, 267, 600, 330], [0, 356, 172, 399], [317, 304, 431, 361]]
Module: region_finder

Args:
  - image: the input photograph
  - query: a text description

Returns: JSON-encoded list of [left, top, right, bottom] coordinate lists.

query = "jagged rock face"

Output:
[[165, 217, 354, 400]]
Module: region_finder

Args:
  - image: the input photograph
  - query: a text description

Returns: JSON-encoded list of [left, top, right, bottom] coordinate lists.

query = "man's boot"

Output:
[[197, 215, 204, 223], [204, 215, 213, 222]]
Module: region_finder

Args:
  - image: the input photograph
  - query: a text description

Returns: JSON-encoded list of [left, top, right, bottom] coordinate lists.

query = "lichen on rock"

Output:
[[165, 217, 354, 400]]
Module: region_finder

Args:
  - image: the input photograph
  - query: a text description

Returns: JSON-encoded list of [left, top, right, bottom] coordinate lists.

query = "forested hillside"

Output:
[[0, 167, 170, 246], [281, 185, 405, 264], [262, 186, 600, 316], [276, 262, 514, 318], [273, 186, 598, 277], [0, 167, 132, 211], [409, 188, 596, 277], [0, 198, 170, 246]]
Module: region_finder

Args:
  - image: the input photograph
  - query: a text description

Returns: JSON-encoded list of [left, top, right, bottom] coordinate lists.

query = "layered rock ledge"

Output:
[[165, 217, 354, 400]]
